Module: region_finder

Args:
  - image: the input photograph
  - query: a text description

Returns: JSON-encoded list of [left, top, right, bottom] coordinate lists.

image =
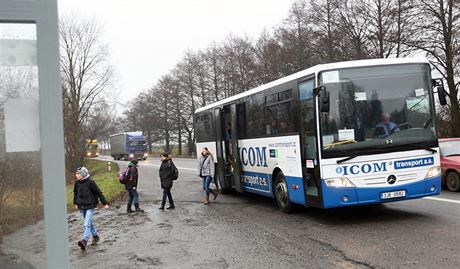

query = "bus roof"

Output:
[[195, 57, 430, 114]]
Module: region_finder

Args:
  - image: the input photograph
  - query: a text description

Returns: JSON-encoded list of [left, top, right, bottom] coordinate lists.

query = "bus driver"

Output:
[[375, 112, 399, 137]]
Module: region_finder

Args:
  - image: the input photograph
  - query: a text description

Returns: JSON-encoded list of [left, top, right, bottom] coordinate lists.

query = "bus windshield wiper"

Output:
[[377, 142, 437, 153], [337, 143, 437, 164], [336, 155, 358, 164]]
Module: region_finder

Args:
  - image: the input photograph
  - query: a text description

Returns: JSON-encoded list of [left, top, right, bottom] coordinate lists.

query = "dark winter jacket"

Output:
[[125, 164, 138, 190], [159, 157, 176, 189], [73, 177, 107, 210]]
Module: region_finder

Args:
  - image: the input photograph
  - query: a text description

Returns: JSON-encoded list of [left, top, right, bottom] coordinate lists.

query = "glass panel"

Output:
[[439, 140, 460, 157], [246, 92, 265, 138], [299, 80, 316, 159], [319, 64, 437, 158], [195, 113, 214, 142], [265, 101, 297, 134], [0, 23, 45, 268], [299, 79, 319, 197]]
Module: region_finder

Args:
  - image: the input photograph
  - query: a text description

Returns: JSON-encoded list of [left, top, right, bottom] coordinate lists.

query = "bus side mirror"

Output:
[[314, 86, 330, 113], [319, 90, 330, 113], [432, 78, 448, 106], [437, 85, 447, 106]]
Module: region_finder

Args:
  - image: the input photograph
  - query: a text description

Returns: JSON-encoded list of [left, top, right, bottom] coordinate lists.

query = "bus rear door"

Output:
[[214, 104, 243, 193]]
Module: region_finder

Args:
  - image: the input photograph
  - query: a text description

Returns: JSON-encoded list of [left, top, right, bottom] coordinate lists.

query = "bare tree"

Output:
[[276, 0, 319, 73], [176, 52, 202, 155], [123, 92, 162, 153], [203, 43, 226, 102], [336, 0, 373, 59], [409, 0, 460, 136], [222, 35, 259, 94], [154, 76, 176, 153], [309, 0, 345, 62], [82, 100, 118, 143], [60, 15, 115, 171], [362, 0, 416, 58], [254, 30, 285, 83]]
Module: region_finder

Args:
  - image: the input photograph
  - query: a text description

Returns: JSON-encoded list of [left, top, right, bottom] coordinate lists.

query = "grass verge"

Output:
[[67, 159, 124, 211]]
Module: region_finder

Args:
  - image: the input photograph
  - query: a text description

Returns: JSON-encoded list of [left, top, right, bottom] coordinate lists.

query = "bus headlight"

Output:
[[129, 154, 134, 158], [144, 153, 148, 157], [425, 166, 441, 178], [324, 177, 356, 187]]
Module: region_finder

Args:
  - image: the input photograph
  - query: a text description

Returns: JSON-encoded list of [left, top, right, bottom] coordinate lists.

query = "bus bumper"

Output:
[[321, 175, 441, 209]]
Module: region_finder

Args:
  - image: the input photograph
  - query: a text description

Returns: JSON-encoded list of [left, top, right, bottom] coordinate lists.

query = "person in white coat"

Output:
[[198, 147, 218, 204]]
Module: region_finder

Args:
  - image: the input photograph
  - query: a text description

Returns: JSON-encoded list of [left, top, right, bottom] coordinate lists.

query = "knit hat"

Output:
[[128, 160, 138, 167], [76, 166, 90, 178]]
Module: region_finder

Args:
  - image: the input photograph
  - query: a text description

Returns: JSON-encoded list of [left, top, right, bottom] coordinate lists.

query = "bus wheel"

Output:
[[446, 171, 460, 192], [274, 172, 292, 213]]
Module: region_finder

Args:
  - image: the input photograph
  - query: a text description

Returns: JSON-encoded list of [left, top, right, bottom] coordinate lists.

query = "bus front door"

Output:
[[214, 108, 232, 192], [299, 79, 323, 208]]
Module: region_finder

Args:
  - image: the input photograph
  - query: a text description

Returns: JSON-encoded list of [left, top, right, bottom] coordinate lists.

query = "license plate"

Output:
[[381, 190, 406, 199]]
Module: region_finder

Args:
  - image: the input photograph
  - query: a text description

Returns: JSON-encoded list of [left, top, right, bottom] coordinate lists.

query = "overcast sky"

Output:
[[58, 0, 294, 110]]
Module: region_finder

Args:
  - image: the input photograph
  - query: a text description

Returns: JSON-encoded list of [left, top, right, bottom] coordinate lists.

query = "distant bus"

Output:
[[195, 58, 446, 212], [85, 139, 99, 158]]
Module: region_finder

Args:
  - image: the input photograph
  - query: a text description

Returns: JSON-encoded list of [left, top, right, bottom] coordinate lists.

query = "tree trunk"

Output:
[[178, 128, 182, 156], [146, 130, 152, 154]]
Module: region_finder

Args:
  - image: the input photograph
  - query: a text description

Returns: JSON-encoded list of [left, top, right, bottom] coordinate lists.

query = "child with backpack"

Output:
[[125, 160, 144, 213], [73, 166, 109, 250], [158, 152, 178, 210]]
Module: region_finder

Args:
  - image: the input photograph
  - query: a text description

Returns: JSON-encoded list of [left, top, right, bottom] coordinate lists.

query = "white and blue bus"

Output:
[[195, 58, 447, 212]]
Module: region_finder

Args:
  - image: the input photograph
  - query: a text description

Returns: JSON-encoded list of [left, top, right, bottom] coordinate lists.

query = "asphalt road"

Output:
[[2, 156, 459, 268]]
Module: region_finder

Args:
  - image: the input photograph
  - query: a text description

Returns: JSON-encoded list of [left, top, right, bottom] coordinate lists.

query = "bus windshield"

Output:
[[129, 140, 146, 146], [87, 144, 97, 150], [319, 64, 437, 158]]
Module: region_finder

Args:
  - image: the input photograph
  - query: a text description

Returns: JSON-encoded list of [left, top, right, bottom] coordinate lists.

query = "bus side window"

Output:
[[246, 93, 265, 138], [305, 136, 316, 159], [265, 89, 298, 135], [237, 103, 246, 139], [195, 113, 213, 142]]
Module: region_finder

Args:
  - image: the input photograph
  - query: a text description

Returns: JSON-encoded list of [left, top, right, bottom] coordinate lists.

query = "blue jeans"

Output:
[[81, 209, 97, 241], [127, 189, 139, 204], [202, 175, 213, 195]]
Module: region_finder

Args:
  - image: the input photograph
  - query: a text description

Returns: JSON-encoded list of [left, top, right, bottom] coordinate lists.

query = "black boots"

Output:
[[78, 239, 87, 250], [160, 203, 175, 210], [127, 203, 135, 213], [134, 203, 144, 213], [128, 203, 144, 213]]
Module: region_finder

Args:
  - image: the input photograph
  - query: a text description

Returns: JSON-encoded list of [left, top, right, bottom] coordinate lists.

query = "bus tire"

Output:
[[274, 172, 292, 213], [446, 171, 460, 192]]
